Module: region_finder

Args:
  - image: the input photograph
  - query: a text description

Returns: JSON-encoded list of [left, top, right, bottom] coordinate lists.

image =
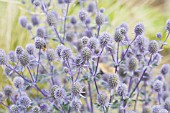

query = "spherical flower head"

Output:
[[35, 37, 46, 49], [88, 37, 98, 49], [33, 0, 40, 7], [166, 19, 170, 32], [8, 51, 17, 62], [13, 76, 24, 89], [148, 40, 159, 54], [96, 13, 105, 26], [118, 64, 128, 78], [100, 7, 105, 13], [32, 106, 41, 113], [81, 36, 89, 46], [81, 47, 92, 61], [136, 35, 145, 46], [153, 80, 163, 92], [117, 83, 127, 96], [46, 49, 55, 62], [19, 96, 31, 108], [71, 99, 82, 112], [114, 29, 124, 42], [151, 105, 162, 113], [31, 15, 39, 26], [159, 109, 168, 113], [26, 23, 33, 30], [108, 74, 119, 89], [134, 23, 144, 35], [54, 87, 66, 99], [50, 85, 58, 98], [10, 104, 19, 113], [161, 64, 170, 76], [0, 50, 7, 65], [164, 98, 170, 111], [15, 46, 23, 55], [156, 32, 162, 39], [120, 22, 129, 33], [97, 92, 108, 106], [72, 82, 82, 96], [79, 9, 87, 22], [3, 85, 13, 97], [19, 51, 30, 66], [61, 48, 72, 60], [66, 31, 74, 42], [87, 2, 96, 13], [26, 44, 35, 55], [46, 12, 57, 26], [56, 45, 65, 57], [40, 103, 49, 112], [99, 32, 111, 47], [85, 18, 91, 25], [19, 16, 27, 28], [128, 56, 138, 71], [142, 106, 151, 113], [70, 16, 77, 25], [36, 27, 46, 38]]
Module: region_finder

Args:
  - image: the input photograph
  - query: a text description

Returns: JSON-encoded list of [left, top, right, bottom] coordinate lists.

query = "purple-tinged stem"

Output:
[[96, 25, 100, 38], [36, 49, 41, 82], [50, 62, 54, 85], [115, 42, 120, 73], [160, 32, 170, 49], [134, 87, 140, 111], [53, 27, 64, 45], [158, 92, 161, 105], [88, 81, 94, 113], [128, 76, 133, 93], [27, 66, 34, 82]]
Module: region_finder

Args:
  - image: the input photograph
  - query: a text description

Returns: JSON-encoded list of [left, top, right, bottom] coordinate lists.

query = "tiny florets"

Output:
[[96, 13, 105, 26], [3, 85, 13, 97], [108, 74, 119, 89], [46, 48, 55, 62], [19, 96, 31, 108], [148, 40, 159, 54], [46, 11, 57, 26], [79, 10, 87, 22], [19, 51, 30, 66], [128, 56, 138, 71], [61, 48, 72, 60], [117, 83, 127, 96], [13, 76, 24, 89], [99, 32, 111, 47], [26, 44, 35, 55], [35, 37, 46, 49], [153, 80, 163, 92], [81, 47, 92, 61], [134, 23, 144, 35], [114, 29, 124, 42]]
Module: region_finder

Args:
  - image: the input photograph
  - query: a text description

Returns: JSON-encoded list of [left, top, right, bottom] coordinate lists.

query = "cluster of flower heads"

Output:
[[0, 0, 170, 113]]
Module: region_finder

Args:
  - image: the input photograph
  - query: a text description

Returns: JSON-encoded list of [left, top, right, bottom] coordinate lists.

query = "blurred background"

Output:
[[0, 0, 170, 112]]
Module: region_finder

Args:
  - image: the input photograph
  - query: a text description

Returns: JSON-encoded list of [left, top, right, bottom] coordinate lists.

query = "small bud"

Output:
[[70, 16, 77, 25], [166, 19, 170, 32], [87, 2, 96, 13], [31, 15, 39, 26], [96, 13, 105, 26], [19, 16, 27, 28], [36, 27, 46, 38], [8, 51, 17, 62], [79, 10, 87, 22], [156, 32, 162, 39], [148, 40, 159, 54], [161, 64, 170, 76]]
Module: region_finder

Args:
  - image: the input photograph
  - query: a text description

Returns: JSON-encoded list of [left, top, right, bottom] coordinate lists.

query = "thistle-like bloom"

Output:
[[96, 13, 105, 26], [3, 85, 13, 97], [19, 51, 30, 66], [161, 64, 170, 76], [79, 10, 87, 22], [153, 80, 163, 92], [72, 82, 83, 97], [15, 46, 23, 55], [108, 74, 119, 89], [87, 2, 96, 13], [35, 37, 46, 49], [148, 40, 159, 54], [31, 15, 39, 26], [81, 47, 91, 61], [151, 105, 162, 113], [32, 106, 41, 113], [128, 56, 138, 71], [8, 51, 17, 63], [81, 36, 89, 46], [114, 29, 124, 42], [134, 23, 144, 35], [36, 27, 46, 38], [164, 98, 170, 112], [19, 16, 27, 28], [61, 48, 72, 60], [0, 50, 7, 65], [97, 92, 108, 106], [13, 76, 24, 89], [10, 104, 19, 113], [26, 44, 35, 55], [99, 32, 111, 47], [88, 37, 98, 49], [71, 99, 82, 112], [70, 16, 77, 25], [19, 96, 31, 108], [54, 87, 66, 100], [46, 12, 57, 26], [117, 83, 127, 96], [120, 22, 129, 33], [56, 45, 65, 57], [46, 49, 55, 62]]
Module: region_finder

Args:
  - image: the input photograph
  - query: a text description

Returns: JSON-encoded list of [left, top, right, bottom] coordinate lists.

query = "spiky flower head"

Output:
[[81, 36, 89, 46], [26, 23, 33, 30], [96, 13, 105, 26], [161, 64, 170, 76], [148, 40, 159, 54], [153, 80, 163, 92], [159, 109, 168, 113], [46, 49, 55, 62], [117, 83, 127, 96], [166, 19, 170, 32], [56, 45, 65, 57], [79, 10, 87, 22], [66, 31, 74, 42], [120, 22, 129, 33], [134, 23, 144, 35], [13, 76, 24, 89], [88, 37, 98, 49], [8, 51, 17, 63], [33, 0, 40, 7], [108, 74, 119, 89], [118, 64, 128, 78], [32, 106, 41, 113], [31, 15, 39, 26], [99, 32, 111, 47], [128, 56, 138, 71], [19, 16, 27, 28], [81, 47, 91, 61], [50, 85, 58, 98], [151, 105, 162, 113], [35, 37, 46, 49], [15, 46, 23, 55], [71, 99, 82, 112], [40, 103, 49, 112], [61, 48, 72, 60], [156, 32, 162, 39], [10, 104, 19, 113], [164, 98, 170, 111], [0, 50, 7, 65], [54, 87, 66, 99], [26, 44, 35, 55], [136, 35, 145, 46], [47, 12, 57, 26], [70, 16, 77, 25], [19, 96, 31, 108], [72, 82, 83, 96], [36, 27, 46, 38], [97, 92, 108, 106], [3, 85, 13, 97], [114, 29, 124, 42], [19, 51, 30, 66]]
